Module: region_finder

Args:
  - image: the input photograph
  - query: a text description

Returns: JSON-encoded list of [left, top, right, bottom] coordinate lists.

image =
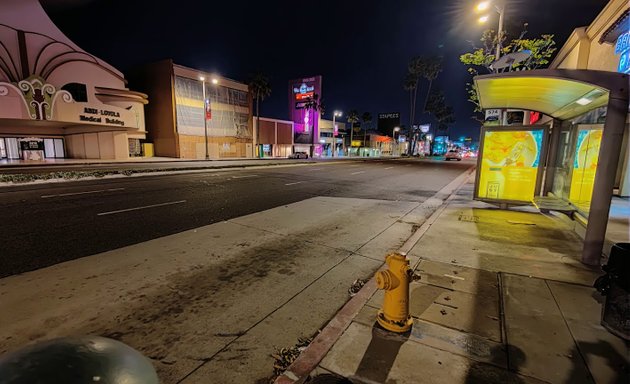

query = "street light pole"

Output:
[[200, 76, 209, 160], [476, 1, 506, 61], [332, 111, 342, 158], [495, 4, 504, 60]]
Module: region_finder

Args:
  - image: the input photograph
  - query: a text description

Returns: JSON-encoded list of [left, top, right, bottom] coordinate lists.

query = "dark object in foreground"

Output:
[[309, 374, 353, 383], [594, 243, 630, 340], [0, 336, 159, 384]]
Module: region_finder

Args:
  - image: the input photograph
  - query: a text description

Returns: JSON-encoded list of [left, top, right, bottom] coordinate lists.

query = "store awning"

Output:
[[474, 69, 627, 120]]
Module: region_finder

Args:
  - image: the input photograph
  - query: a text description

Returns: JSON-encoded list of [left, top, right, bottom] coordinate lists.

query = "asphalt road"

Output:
[[0, 158, 472, 277]]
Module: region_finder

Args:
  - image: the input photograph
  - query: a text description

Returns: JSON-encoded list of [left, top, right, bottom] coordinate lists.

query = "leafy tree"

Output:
[[459, 28, 556, 122], [248, 72, 272, 157]]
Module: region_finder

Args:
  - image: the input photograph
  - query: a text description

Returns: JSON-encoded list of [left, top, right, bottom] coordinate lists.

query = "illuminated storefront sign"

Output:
[[289, 76, 322, 145], [476, 129, 545, 202], [569, 128, 602, 213], [616, 31, 630, 74]]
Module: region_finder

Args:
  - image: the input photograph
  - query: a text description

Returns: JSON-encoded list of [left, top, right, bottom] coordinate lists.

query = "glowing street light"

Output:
[[199, 76, 209, 160], [199, 75, 220, 160], [476, 1, 490, 11], [331, 111, 342, 157], [475, 1, 505, 61]]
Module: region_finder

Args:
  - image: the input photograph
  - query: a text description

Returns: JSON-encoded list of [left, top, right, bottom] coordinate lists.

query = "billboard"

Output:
[[377, 112, 400, 133], [289, 76, 323, 145], [475, 127, 546, 203]]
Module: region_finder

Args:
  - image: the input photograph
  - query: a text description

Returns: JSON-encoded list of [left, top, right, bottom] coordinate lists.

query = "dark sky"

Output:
[[41, 0, 606, 139]]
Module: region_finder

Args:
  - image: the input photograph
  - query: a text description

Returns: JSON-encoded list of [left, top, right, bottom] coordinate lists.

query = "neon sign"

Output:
[[293, 83, 315, 100]]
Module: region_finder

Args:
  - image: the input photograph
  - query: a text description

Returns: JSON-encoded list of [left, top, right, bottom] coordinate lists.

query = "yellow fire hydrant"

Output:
[[375, 252, 415, 333]]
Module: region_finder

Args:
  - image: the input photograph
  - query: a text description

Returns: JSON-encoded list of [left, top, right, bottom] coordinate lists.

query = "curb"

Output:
[[274, 166, 475, 384]]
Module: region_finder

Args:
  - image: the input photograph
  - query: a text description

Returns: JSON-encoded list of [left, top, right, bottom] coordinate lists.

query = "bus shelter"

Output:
[[473, 69, 629, 265]]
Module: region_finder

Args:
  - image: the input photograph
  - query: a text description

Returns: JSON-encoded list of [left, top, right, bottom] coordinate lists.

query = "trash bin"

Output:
[[594, 243, 630, 341], [0, 336, 159, 384]]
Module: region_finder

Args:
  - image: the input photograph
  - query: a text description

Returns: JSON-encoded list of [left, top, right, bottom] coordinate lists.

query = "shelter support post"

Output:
[[582, 95, 629, 265], [543, 119, 563, 195]]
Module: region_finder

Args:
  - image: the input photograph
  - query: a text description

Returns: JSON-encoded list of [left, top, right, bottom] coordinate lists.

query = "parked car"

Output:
[[288, 151, 309, 159], [445, 149, 462, 161]]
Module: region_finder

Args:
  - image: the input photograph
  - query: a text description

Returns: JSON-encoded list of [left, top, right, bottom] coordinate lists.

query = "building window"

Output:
[[61, 83, 88, 102]]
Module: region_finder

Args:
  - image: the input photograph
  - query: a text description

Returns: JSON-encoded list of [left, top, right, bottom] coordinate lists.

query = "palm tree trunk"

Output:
[[422, 79, 433, 114], [409, 84, 420, 155]]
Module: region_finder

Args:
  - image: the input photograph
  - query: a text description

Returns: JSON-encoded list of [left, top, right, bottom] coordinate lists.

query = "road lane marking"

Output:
[[310, 168, 323, 171], [351, 171, 366, 175], [349, 164, 361, 167], [41, 188, 125, 198], [231, 175, 258, 179], [384, 167, 394, 170], [97, 200, 187, 216], [285, 181, 305, 186]]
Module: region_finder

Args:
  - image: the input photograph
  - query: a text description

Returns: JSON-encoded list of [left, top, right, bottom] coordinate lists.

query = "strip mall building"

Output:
[[0, 0, 148, 162]]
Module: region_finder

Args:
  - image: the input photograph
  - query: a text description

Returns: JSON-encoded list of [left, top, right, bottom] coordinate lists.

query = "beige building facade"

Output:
[[130, 60, 253, 159], [0, 0, 148, 162], [550, 0, 630, 196]]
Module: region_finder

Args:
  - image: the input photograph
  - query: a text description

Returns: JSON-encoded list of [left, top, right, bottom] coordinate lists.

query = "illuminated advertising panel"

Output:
[[289, 76, 323, 145], [476, 128, 546, 202], [569, 128, 602, 213]]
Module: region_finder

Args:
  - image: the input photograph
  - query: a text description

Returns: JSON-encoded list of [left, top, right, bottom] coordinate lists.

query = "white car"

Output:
[[445, 150, 462, 161]]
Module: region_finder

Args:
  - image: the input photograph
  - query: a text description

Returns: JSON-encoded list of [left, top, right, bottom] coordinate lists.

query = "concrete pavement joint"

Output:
[[175, 248, 360, 384]]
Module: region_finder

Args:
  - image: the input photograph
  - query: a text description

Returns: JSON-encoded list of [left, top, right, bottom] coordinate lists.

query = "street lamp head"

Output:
[[394, 127, 400, 132], [334, 111, 342, 117], [211, 78, 219, 85], [199, 76, 205, 81], [476, 1, 490, 12], [478, 15, 489, 24]]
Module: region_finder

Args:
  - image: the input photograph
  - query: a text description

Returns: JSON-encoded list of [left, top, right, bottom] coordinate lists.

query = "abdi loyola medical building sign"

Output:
[[288, 76, 322, 146]]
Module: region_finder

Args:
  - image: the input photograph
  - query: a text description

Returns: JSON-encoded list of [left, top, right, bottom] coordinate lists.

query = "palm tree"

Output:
[[421, 56, 443, 115], [361, 112, 372, 147], [302, 94, 325, 157], [248, 72, 272, 158], [346, 110, 360, 156], [403, 72, 418, 129]]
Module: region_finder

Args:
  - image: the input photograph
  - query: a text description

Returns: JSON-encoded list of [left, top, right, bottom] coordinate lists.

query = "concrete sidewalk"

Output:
[[280, 179, 630, 384]]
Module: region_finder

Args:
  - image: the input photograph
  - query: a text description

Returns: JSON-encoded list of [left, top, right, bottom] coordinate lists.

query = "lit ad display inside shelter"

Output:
[[477, 128, 545, 202]]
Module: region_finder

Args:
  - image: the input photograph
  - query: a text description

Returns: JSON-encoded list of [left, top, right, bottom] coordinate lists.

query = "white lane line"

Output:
[[351, 171, 366, 175], [41, 188, 125, 199], [231, 175, 259, 179], [97, 200, 187, 216], [349, 164, 361, 167], [310, 168, 323, 171], [285, 181, 305, 186], [384, 167, 394, 170]]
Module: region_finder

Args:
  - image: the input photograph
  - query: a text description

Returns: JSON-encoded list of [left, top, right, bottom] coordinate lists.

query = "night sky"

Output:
[[41, 0, 606, 139]]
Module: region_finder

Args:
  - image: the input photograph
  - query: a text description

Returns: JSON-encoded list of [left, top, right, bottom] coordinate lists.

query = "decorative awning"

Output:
[[474, 69, 628, 120]]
